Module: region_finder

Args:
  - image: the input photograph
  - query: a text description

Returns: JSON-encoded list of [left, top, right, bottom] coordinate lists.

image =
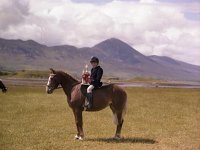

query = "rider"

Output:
[[85, 56, 103, 109]]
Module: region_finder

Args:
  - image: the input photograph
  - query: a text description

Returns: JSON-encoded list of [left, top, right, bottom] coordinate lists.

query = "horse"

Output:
[[0, 79, 7, 93], [46, 68, 127, 140]]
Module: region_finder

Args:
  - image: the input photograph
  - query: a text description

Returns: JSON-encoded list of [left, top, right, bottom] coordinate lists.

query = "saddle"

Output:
[[80, 84, 111, 97]]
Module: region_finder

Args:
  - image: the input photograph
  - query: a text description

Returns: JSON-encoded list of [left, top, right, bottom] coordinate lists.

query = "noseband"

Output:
[[46, 84, 62, 91]]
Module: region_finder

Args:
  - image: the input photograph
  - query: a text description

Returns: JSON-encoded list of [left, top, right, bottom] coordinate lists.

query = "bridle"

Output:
[[46, 84, 62, 90], [46, 73, 81, 91], [2, 87, 7, 92], [46, 74, 61, 91]]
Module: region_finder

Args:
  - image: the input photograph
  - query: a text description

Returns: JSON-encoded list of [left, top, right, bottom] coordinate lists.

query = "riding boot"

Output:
[[86, 93, 93, 109]]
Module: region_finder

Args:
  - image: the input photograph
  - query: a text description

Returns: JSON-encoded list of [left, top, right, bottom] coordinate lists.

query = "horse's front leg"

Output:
[[73, 109, 84, 140]]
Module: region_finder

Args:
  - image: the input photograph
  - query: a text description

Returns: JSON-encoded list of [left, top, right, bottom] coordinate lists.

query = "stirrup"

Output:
[[87, 103, 92, 109], [83, 100, 89, 107], [82, 101, 88, 111]]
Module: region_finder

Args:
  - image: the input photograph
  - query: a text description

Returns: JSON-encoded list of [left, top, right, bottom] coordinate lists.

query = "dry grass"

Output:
[[0, 86, 200, 150]]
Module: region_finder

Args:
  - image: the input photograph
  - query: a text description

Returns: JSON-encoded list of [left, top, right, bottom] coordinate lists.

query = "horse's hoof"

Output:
[[78, 136, 83, 140], [113, 135, 121, 140], [74, 135, 83, 140], [74, 135, 79, 140]]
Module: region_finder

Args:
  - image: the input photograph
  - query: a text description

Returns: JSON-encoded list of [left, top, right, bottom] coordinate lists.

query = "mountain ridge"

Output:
[[0, 37, 199, 81]]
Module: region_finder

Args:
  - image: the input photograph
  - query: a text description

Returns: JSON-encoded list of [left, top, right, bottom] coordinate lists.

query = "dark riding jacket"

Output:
[[90, 66, 103, 88]]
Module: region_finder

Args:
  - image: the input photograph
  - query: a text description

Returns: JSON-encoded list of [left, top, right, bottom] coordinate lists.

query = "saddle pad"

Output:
[[80, 84, 89, 97]]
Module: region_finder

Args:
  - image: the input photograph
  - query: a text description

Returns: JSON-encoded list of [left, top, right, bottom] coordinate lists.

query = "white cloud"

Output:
[[0, 0, 29, 29], [0, 0, 200, 65]]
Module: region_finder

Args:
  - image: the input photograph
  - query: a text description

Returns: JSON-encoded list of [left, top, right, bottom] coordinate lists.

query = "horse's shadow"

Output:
[[85, 137, 158, 144]]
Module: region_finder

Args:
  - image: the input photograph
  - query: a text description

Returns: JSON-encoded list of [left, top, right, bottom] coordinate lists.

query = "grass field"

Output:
[[0, 86, 199, 150], [0, 70, 49, 78]]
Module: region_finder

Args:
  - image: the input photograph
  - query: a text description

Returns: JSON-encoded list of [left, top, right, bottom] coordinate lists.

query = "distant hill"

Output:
[[0, 37, 200, 81]]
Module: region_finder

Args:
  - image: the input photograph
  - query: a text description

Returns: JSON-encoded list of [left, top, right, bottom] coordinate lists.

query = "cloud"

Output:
[[71, 0, 113, 4], [0, 0, 29, 29], [0, 0, 200, 65]]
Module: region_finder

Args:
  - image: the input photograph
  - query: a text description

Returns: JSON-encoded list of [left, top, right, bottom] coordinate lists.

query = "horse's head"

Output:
[[0, 80, 7, 93], [2, 87, 7, 93], [46, 68, 60, 94]]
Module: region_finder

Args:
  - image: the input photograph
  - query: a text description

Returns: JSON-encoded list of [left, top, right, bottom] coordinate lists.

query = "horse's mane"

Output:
[[56, 71, 80, 83]]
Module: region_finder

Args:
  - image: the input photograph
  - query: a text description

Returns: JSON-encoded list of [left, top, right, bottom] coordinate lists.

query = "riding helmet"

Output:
[[90, 56, 99, 64]]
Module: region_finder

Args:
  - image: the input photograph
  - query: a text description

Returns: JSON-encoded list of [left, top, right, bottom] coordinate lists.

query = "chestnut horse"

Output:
[[46, 68, 127, 140]]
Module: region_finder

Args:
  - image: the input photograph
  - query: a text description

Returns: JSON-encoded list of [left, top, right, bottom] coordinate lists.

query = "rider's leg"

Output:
[[86, 85, 94, 108], [87, 85, 94, 93]]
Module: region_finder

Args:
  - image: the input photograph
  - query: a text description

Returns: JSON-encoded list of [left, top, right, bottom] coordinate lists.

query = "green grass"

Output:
[[0, 86, 200, 150], [0, 70, 49, 78]]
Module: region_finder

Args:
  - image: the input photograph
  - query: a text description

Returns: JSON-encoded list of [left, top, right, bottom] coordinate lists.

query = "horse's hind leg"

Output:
[[114, 112, 124, 139], [110, 104, 126, 139]]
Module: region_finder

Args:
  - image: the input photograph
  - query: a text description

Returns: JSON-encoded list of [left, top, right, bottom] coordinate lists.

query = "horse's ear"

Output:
[[49, 68, 56, 74]]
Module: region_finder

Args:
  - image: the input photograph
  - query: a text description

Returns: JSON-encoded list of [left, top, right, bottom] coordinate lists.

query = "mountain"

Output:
[[0, 37, 200, 81], [93, 38, 146, 64], [148, 55, 200, 80]]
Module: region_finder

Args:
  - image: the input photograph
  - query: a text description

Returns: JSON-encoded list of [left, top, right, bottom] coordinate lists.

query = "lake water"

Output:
[[118, 83, 200, 89], [2, 78, 200, 89]]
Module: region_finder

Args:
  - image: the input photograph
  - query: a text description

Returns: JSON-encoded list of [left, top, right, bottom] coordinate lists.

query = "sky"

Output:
[[0, 0, 200, 65]]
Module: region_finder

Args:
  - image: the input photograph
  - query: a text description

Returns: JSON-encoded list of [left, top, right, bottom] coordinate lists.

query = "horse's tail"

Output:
[[122, 100, 127, 121], [113, 102, 127, 125], [112, 85, 127, 125], [113, 113, 118, 125]]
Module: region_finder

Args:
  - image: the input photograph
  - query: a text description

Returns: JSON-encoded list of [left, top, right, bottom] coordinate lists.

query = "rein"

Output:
[[47, 71, 81, 91], [56, 86, 63, 89], [50, 82, 81, 90]]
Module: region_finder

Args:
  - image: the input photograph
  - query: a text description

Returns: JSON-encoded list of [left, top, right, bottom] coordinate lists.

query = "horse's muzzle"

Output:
[[2, 88, 7, 93], [46, 86, 53, 94]]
